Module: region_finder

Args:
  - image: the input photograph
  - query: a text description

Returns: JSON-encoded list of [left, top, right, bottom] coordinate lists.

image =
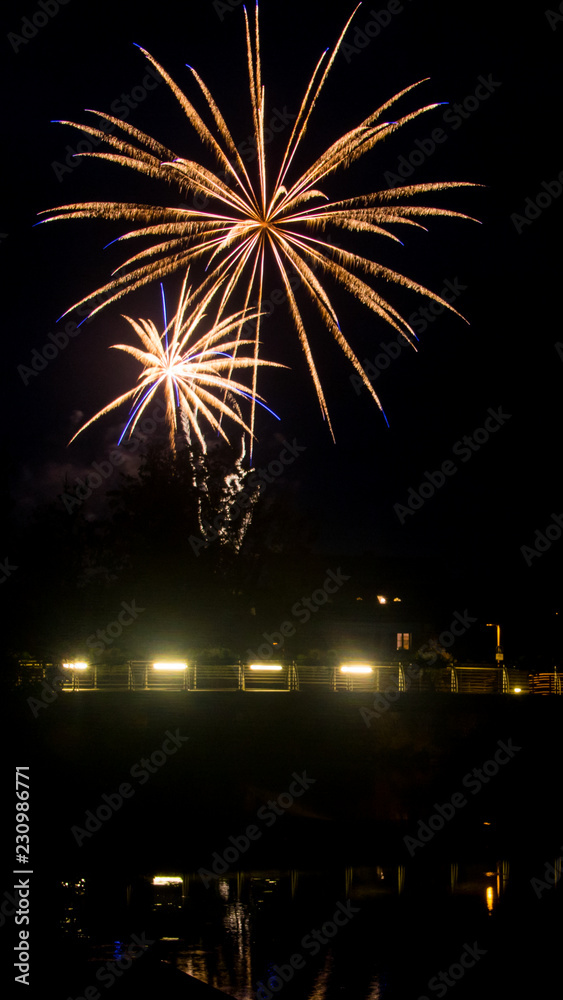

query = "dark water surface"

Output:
[[13, 691, 563, 997], [44, 856, 562, 999]]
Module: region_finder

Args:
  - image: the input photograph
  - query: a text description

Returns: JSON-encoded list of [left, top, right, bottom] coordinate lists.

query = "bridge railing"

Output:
[[529, 672, 562, 695], [18, 661, 562, 693]]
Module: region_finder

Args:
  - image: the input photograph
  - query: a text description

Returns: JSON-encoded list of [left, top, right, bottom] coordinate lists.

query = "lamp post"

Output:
[[486, 623, 503, 664]]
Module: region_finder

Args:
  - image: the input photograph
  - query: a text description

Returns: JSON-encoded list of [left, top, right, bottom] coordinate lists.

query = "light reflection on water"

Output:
[[57, 858, 550, 999]]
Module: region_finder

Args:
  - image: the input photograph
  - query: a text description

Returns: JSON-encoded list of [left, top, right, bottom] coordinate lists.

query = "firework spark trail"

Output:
[[69, 274, 284, 454], [190, 433, 262, 553], [40, 3, 480, 437]]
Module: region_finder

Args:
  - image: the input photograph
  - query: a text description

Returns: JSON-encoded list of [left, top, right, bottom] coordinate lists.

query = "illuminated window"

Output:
[[396, 632, 411, 650]]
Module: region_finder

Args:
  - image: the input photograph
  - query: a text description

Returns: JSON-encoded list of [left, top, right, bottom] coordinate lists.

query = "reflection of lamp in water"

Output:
[[151, 875, 184, 910], [486, 885, 494, 913]]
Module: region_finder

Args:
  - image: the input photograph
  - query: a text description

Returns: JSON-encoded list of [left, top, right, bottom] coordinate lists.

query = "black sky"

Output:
[[3, 0, 563, 649]]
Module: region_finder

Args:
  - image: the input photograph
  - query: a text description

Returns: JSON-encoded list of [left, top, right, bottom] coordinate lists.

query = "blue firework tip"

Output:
[[103, 236, 125, 249], [382, 408, 390, 428], [236, 389, 280, 422], [118, 383, 160, 445], [55, 308, 89, 327], [187, 350, 234, 362], [160, 283, 169, 350]]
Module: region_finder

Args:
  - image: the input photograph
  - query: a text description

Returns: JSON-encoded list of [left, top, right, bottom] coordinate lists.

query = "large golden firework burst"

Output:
[[40, 3, 479, 437], [69, 274, 283, 454]]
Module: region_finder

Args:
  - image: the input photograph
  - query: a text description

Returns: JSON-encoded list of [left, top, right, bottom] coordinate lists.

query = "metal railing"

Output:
[[31, 662, 561, 694]]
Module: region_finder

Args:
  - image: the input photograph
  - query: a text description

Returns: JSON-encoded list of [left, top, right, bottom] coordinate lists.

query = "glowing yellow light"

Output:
[[62, 662, 88, 669], [340, 664, 373, 674], [152, 662, 188, 671], [249, 664, 283, 671], [377, 596, 387, 604], [393, 597, 402, 602], [486, 886, 494, 912], [152, 876, 184, 885], [513, 687, 522, 693]]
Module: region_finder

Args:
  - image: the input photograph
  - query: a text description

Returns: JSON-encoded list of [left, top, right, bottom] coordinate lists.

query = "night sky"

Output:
[[3, 0, 563, 659]]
